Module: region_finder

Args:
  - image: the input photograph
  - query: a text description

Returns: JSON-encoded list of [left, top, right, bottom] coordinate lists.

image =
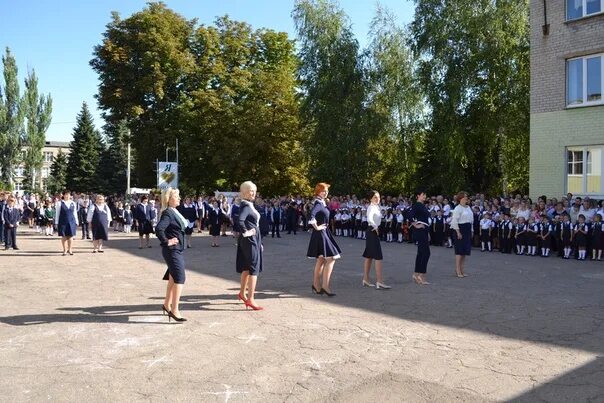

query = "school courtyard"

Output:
[[1, 229, 602, 402]]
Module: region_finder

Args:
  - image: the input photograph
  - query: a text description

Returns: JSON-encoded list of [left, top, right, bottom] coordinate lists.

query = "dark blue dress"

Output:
[[58, 201, 77, 237], [91, 205, 109, 241], [307, 199, 342, 259], [156, 208, 186, 284], [236, 200, 263, 275], [411, 201, 431, 274]]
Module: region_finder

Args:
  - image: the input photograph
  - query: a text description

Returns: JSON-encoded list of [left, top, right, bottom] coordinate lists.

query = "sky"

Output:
[[1, 0, 414, 142]]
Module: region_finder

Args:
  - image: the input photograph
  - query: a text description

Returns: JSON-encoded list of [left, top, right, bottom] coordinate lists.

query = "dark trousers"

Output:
[[413, 227, 430, 274], [4, 226, 17, 248], [0, 223, 4, 243], [271, 220, 281, 237], [500, 237, 511, 253], [81, 222, 90, 239], [287, 217, 297, 234]]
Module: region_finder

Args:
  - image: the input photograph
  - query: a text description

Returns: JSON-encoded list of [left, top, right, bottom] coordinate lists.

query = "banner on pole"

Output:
[[158, 162, 178, 190]]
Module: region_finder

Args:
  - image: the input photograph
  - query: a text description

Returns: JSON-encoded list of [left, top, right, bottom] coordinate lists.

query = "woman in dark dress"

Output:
[[55, 191, 79, 256], [307, 183, 341, 297], [411, 189, 431, 285], [156, 187, 188, 322], [87, 194, 112, 253], [208, 200, 223, 247], [236, 181, 264, 311]]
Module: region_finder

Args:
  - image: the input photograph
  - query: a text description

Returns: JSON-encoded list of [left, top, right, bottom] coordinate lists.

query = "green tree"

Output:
[[47, 149, 68, 195], [293, 0, 369, 194], [366, 4, 424, 194], [98, 119, 129, 194], [90, 3, 195, 187], [0, 48, 25, 186], [410, 0, 529, 194], [182, 17, 309, 194], [66, 102, 104, 192], [23, 69, 53, 190]]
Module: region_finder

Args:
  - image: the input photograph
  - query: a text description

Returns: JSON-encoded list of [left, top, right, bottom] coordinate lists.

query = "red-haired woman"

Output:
[[307, 183, 341, 297]]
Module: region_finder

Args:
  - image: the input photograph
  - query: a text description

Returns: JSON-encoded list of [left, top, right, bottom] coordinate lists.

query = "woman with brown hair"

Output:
[[450, 191, 474, 277], [307, 183, 341, 297]]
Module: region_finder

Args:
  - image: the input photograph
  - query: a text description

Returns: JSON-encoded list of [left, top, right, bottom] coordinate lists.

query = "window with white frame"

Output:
[[44, 151, 54, 162], [41, 167, 49, 178], [567, 0, 603, 20], [567, 145, 603, 195], [14, 166, 25, 177], [15, 182, 23, 191], [567, 54, 603, 106]]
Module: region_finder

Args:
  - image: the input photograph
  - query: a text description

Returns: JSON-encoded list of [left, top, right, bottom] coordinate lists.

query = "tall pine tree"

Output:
[[23, 69, 53, 191], [47, 149, 68, 195], [0, 48, 25, 187], [98, 119, 129, 194], [66, 102, 104, 192]]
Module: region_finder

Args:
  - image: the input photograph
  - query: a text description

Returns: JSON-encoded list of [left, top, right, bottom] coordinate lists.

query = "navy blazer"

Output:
[[3, 207, 20, 227], [135, 203, 152, 222], [155, 208, 185, 251]]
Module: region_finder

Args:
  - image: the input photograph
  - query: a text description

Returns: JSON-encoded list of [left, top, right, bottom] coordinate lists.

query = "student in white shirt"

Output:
[[362, 191, 391, 290]]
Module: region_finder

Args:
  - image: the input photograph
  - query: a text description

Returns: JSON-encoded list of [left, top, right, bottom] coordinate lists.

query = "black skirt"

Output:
[[307, 228, 341, 259], [362, 229, 383, 260], [453, 223, 472, 256], [162, 247, 186, 284], [236, 231, 263, 275]]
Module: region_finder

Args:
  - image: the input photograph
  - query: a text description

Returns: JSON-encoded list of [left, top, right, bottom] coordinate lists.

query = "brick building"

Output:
[[530, 0, 604, 199]]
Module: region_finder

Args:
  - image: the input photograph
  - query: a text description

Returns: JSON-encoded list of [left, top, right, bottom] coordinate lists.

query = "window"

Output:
[[44, 151, 54, 163], [567, 146, 604, 195], [14, 166, 25, 177], [41, 167, 49, 178], [15, 182, 23, 192], [567, 0, 603, 19], [566, 54, 604, 107]]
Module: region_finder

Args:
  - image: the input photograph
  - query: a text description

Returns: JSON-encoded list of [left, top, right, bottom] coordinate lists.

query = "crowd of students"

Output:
[[1, 189, 603, 261]]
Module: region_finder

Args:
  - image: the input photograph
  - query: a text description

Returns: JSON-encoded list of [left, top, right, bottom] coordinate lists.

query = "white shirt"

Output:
[[367, 204, 381, 230], [450, 205, 473, 230], [480, 218, 493, 230]]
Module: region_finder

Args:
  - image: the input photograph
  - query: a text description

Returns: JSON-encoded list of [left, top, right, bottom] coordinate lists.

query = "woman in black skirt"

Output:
[[450, 191, 474, 278], [156, 187, 188, 322], [87, 194, 112, 253], [362, 191, 391, 289], [236, 181, 264, 311], [307, 183, 341, 297]]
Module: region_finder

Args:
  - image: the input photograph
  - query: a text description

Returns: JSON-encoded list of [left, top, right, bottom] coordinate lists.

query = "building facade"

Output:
[[13, 141, 70, 193], [530, 0, 604, 199]]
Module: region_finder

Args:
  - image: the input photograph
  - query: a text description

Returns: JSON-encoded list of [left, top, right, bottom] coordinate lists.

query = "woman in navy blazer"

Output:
[[236, 181, 264, 311], [156, 188, 188, 322]]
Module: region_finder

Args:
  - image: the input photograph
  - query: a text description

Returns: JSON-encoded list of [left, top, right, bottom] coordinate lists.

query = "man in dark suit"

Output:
[[286, 201, 298, 235], [0, 191, 6, 245], [78, 199, 91, 239], [135, 196, 153, 248], [270, 202, 282, 238], [3, 196, 21, 250]]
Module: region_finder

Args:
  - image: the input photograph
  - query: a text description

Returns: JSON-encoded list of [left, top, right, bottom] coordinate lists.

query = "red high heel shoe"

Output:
[[244, 300, 264, 311], [238, 292, 247, 303]]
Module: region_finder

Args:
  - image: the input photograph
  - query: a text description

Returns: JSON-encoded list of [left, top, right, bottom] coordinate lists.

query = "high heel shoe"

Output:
[[312, 285, 320, 294], [376, 282, 391, 290], [320, 288, 336, 297], [362, 280, 375, 287], [244, 300, 264, 311], [168, 311, 187, 322], [161, 305, 170, 315], [238, 292, 247, 303]]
